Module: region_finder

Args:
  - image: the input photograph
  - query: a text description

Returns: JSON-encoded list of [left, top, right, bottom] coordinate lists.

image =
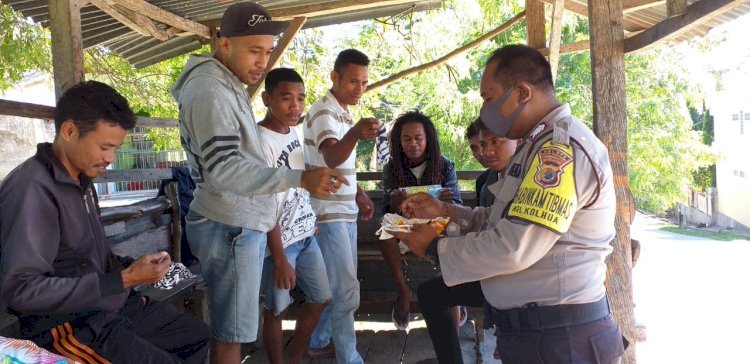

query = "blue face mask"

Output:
[[479, 87, 526, 138]]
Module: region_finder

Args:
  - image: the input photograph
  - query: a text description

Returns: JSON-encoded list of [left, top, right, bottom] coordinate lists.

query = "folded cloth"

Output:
[[0, 336, 77, 363], [153, 262, 197, 290], [377, 213, 449, 240]]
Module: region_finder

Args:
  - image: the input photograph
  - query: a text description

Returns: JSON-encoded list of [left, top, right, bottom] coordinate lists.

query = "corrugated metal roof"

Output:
[[3, 0, 443, 68], [3, 0, 749, 68]]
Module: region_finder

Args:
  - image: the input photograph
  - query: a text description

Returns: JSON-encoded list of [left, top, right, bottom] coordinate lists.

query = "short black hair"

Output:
[[55, 81, 136, 137], [265, 68, 304, 93], [465, 118, 486, 140], [487, 44, 554, 91], [333, 49, 370, 73]]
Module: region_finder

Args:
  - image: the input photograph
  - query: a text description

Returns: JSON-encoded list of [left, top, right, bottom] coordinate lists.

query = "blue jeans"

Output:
[[310, 221, 362, 364], [185, 210, 266, 343], [261, 236, 332, 316]]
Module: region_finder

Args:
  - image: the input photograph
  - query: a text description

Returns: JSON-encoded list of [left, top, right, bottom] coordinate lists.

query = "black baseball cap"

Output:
[[217, 2, 288, 38]]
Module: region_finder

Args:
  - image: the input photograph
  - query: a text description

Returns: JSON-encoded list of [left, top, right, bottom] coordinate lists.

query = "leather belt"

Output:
[[492, 297, 610, 333]]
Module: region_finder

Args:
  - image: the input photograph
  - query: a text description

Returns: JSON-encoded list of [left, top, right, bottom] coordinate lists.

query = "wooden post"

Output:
[[667, 0, 688, 16], [525, 0, 546, 49], [248, 17, 307, 100], [587, 0, 637, 363], [49, 0, 85, 99], [548, 0, 565, 82]]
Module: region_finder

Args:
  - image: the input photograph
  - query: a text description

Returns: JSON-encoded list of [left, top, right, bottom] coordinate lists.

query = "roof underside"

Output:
[[3, 0, 750, 68], [4, 0, 444, 68]]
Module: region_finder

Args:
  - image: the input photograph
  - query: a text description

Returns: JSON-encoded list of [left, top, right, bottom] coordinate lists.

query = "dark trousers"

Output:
[[417, 276, 626, 364], [33, 295, 209, 364]]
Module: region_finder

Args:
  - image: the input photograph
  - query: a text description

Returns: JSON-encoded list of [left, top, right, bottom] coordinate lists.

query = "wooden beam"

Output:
[[49, 0, 85, 99], [248, 17, 307, 100], [526, 0, 547, 49], [112, 0, 210, 39], [367, 11, 526, 93], [624, 0, 745, 52], [203, 0, 428, 28], [90, 0, 170, 41], [0, 98, 178, 128], [623, 0, 665, 13], [667, 0, 688, 16], [538, 39, 590, 56], [587, 0, 636, 363], [539, 0, 651, 31], [548, 0, 566, 82]]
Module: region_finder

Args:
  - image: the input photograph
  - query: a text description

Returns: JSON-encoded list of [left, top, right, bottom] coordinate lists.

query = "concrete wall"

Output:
[[0, 74, 56, 181]]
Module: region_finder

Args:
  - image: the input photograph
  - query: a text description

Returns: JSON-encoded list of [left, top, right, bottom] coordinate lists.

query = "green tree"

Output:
[[0, 4, 51, 91]]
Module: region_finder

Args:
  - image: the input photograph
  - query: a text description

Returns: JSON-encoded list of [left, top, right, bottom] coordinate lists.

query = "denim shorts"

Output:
[[185, 210, 266, 343], [261, 236, 332, 317]]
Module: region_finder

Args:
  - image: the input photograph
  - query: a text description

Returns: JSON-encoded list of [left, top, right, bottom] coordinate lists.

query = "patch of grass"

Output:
[[660, 226, 750, 241]]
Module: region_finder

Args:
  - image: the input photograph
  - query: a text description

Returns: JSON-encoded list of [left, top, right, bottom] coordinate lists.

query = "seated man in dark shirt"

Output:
[[380, 111, 463, 330], [0, 81, 209, 363]]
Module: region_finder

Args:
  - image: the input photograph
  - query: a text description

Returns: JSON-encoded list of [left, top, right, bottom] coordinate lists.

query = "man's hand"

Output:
[[274, 260, 296, 290], [121, 251, 171, 289], [400, 192, 444, 219], [301, 167, 349, 197], [438, 188, 454, 203], [351, 117, 381, 140], [388, 224, 439, 259], [389, 189, 408, 212], [357, 188, 375, 221]]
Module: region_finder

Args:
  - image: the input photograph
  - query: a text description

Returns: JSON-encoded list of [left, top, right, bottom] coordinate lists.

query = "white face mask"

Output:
[[479, 86, 526, 138]]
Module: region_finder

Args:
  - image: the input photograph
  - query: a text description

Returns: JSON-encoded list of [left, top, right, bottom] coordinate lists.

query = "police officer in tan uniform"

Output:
[[390, 45, 627, 364]]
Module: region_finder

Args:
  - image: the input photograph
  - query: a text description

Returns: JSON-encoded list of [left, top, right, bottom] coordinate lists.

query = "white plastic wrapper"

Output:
[[376, 213, 450, 240], [153, 262, 197, 290]]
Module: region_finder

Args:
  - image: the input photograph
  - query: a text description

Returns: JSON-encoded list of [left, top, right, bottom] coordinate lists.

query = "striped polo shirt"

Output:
[[303, 91, 358, 223]]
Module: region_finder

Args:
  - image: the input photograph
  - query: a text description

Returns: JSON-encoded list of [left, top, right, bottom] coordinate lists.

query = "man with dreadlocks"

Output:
[[379, 110, 463, 331]]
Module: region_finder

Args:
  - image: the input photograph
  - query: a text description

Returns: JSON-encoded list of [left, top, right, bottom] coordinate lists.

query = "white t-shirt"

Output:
[[409, 162, 427, 180], [259, 126, 316, 248], [302, 91, 358, 223]]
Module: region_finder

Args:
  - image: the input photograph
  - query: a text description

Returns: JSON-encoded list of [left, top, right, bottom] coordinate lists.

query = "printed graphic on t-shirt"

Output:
[[279, 189, 316, 244], [274, 138, 302, 168]]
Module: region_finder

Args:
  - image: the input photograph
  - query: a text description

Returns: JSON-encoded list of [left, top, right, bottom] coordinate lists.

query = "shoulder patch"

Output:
[[507, 140, 577, 234]]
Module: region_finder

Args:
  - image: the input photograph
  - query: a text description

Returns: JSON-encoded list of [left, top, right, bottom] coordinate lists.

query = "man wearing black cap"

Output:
[[171, 3, 347, 363]]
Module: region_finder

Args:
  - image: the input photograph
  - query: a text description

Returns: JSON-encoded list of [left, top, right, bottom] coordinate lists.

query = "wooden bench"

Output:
[[356, 190, 486, 342]]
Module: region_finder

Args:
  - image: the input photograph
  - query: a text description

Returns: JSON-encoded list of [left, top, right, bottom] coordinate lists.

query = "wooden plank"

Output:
[[356, 330, 376, 360], [525, 0, 546, 49], [548, 0, 566, 82], [587, 0, 636, 363], [110, 224, 170, 258], [623, 0, 666, 13], [248, 17, 307, 100], [100, 197, 171, 222], [624, 0, 745, 53], [113, 0, 211, 38], [95, 168, 173, 183], [365, 330, 406, 363], [539, 0, 648, 31], [0, 98, 178, 128], [89, 0, 170, 40], [367, 11, 526, 93], [538, 39, 591, 56], [0, 99, 55, 119], [668, 0, 689, 15], [49, 0, 85, 98], [402, 328, 436, 363]]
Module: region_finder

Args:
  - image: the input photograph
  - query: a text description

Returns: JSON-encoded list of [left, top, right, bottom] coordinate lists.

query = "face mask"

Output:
[[479, 87, 526, 138]]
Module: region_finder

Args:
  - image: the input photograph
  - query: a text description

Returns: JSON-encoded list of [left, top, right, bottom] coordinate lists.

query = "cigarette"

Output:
[[157, 252, 168, 264]]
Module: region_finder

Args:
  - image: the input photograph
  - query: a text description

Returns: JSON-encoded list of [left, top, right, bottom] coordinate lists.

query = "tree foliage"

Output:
[[0, 4, 51, 91]]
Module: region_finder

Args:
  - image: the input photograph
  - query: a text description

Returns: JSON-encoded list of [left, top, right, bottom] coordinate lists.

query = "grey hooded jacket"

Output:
[[171, 54, 303, 232]]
